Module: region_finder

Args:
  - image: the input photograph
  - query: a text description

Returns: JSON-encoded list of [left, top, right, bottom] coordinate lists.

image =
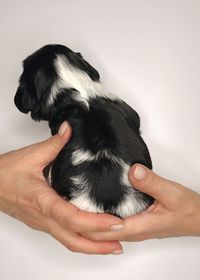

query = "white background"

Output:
[[0, 0, 200, 279]]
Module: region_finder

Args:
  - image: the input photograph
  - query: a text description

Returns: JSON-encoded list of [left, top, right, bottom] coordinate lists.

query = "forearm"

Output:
[[188, 192, 200, 236], [0, 158, 11, 213]]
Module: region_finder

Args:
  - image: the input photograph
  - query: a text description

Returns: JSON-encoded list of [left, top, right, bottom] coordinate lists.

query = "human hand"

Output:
[[0, 122, 124, 255], [82, 164, 200, 242]]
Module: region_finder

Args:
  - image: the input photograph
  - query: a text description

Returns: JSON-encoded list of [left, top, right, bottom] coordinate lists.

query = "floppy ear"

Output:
[[32, 69, 56, 120], [34, 69, 53, 101], [70, 52, 100, 81], [14, 84, 37, 114]]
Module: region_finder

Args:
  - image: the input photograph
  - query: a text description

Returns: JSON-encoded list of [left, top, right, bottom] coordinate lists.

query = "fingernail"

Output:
[[111, 249, 124, 255], [133, 166, 146, 181], [58, 122, 68, 136], [110, 224, 125, 231]]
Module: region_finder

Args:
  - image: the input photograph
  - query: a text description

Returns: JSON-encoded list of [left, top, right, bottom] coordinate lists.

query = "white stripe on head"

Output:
[[48, 55, 119, 108]]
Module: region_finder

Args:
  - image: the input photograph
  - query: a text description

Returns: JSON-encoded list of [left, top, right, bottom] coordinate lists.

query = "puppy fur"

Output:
[[14, 44, 153, 218]]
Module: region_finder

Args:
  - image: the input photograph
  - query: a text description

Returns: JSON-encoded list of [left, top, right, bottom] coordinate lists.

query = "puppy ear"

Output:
[[76, 52, 83, 58], [70, 52, 100, 81], [14, 84, 37, 114], [34, 70, 53, 101]]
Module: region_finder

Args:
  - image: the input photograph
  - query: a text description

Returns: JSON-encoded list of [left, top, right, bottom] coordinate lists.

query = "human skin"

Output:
[[82, 164, 200, 242], [1, 122, 200, 255], [0, 121, 125, 255]]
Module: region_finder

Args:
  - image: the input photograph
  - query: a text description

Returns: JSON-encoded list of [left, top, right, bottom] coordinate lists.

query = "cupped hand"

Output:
[[82, 164, 200, 242], [0, 122, 124, 255]]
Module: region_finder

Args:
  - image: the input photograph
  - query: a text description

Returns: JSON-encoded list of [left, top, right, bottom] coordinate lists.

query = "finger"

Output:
[[49, 222, 123, 255], [81, 216, 144, 242], [81, 210, 165, 242], [69, 210, 126, 233], [81, 231, 117, 241], [27, 121, 72, 167], [48, 196, 125, 232], [128, 164, 183, 205], [72, 234, 123, 255]]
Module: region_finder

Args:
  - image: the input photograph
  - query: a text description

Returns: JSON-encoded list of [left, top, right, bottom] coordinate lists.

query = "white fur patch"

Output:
[[70, 192, 104, 213], [115, 192, 148, 218], [70, 174, 104, 213], [119, 161, 132, 186], [116, 162, 149, 217], [70, 174, 89, 189], [71, 148, 94, 166], [71, 147, 122, 166], [48, 55, 119, 108]]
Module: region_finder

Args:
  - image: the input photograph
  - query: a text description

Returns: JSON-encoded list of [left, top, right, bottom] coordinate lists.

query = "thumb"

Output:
[[128, 164, 179, 204], [30, 121, 72, 168]]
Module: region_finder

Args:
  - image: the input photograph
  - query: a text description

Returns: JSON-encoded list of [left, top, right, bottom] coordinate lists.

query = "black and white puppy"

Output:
[[14, 44, 153, 218]]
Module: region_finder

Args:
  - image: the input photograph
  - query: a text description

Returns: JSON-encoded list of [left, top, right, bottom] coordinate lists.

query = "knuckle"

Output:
[[146, 173, 161, 192], [100, 246, 116, 255], [91, 235, 101, 241], [47, 137, 59, 150], [67, 244, 78, 253], [85, 233, 100, 241], [94, 218, 103, 231], [99, 250, 110, 255], [93, 216, 105, 231], [93, 213, 112, 231]]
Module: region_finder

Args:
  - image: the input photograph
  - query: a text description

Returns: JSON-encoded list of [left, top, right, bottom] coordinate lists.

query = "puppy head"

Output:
[[14, 44, 100, 121]]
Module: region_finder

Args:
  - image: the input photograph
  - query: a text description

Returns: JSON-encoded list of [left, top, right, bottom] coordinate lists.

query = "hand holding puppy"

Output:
[[1, 121, 200, 255], [82, 164, 200, 242], [0, 122, 124, 255]]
